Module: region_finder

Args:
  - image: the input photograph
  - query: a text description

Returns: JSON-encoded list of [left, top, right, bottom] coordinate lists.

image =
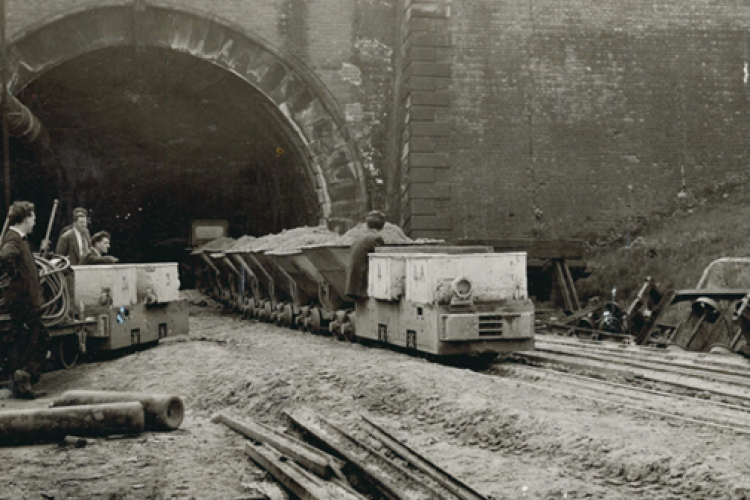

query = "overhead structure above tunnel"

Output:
[[5, 1, 368, 229]]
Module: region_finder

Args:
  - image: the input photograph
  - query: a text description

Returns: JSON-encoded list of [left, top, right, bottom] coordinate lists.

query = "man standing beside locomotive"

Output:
[[0, 201, 50, 399], [56, 207, 91, 265], [345, 210, 386, 301]]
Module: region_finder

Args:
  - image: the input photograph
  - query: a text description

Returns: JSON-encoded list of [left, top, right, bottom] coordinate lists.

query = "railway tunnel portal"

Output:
[[5, 3, 368, 262]]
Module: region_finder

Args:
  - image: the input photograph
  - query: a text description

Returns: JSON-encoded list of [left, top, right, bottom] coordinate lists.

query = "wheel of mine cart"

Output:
[[249, 298, 259, 319], [54, 335, 80, 370], [296, 308, 309, 331], [279, 304, 294, 328], [274, 304, 286, 326], [263, 301, 274, 323], [309, 307, 322, 334]]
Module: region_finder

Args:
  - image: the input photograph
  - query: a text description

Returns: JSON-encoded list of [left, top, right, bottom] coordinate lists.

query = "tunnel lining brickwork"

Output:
[[5, 1, 368, 228]]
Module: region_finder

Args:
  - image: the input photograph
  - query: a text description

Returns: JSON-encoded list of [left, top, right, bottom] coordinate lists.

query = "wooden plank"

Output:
[[214, 413, 338, 479], [562, 262, 581, 310], [244, 441, 366, 500], [554, 261, 574, 313]]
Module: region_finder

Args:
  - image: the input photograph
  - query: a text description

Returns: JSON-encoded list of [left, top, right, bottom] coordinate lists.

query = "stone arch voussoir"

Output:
[[7, 1, 367, 226]]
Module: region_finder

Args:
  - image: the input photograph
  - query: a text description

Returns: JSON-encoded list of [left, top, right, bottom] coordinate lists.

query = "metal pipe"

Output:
[[1, 0, 9, 210]]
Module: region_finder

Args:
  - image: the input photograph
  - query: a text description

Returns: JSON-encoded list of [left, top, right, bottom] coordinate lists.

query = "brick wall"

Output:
[[439, 0, 750, 239]]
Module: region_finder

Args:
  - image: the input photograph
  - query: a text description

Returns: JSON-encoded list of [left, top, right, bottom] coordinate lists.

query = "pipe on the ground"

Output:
[[0, 402, 145, 446], [53, 390, 185, 431]]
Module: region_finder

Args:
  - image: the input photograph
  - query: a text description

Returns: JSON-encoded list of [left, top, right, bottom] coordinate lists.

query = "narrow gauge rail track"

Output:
[[494, 333, 750, 435], [287, 408, 483, 500]]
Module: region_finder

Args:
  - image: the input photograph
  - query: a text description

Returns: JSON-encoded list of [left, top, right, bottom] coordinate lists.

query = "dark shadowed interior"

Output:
[[9, 46, 319, 263]]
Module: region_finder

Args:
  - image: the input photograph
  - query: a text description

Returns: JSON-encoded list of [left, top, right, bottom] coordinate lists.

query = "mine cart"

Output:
[[630, 258, 750, 353]]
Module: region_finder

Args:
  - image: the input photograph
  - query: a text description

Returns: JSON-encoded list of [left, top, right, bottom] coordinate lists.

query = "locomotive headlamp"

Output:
[[451, 276, 473, 300]]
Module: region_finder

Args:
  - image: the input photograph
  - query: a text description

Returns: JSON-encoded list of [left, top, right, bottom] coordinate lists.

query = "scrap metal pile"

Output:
[[543, 258, 750, 357], [214, 408, 486, 500]]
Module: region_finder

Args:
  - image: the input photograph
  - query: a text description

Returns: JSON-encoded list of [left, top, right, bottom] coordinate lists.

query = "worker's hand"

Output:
[[40, 238, 51, 251], [106, 256, 119, 264]]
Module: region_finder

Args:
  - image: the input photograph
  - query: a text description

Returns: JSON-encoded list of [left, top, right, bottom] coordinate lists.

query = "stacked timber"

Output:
[[214, 408, 486, 500]]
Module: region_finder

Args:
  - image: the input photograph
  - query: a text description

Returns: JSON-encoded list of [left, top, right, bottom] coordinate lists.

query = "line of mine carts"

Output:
[[191, 239, 536, 358], [193, 236, 750, 359]]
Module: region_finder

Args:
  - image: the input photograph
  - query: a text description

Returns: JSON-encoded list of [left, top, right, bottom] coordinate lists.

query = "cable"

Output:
[[0, 254, 72, 328]]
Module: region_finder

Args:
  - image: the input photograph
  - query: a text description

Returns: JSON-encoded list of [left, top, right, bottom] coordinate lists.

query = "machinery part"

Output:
[[451, 276, 473, 300], [341, 311, 357, 342], [575, 317, 599, 340], [53, 390, 185, 431], [691, 297, 722, 323], [53, 335, 81, 370], [297, 306, 310, 331], [0, 402, 145, 446], [330, 310, 353, 341]]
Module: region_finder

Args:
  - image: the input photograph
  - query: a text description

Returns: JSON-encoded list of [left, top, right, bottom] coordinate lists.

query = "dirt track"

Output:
[[2, 299, 750, 499]]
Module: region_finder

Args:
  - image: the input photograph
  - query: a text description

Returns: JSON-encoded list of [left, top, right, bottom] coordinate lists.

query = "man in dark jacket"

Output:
[[345, 211, 386, 301], [0, 201, 49, 399], [83, 231, 119, 265], [56, 207, 91, 265]]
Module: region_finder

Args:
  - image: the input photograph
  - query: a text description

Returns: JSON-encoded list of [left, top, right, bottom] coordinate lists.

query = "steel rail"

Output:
[[360, 416, 486, 500]]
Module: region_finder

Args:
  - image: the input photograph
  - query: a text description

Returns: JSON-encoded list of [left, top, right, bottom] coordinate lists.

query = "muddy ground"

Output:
[[2, 297, 750, 500]]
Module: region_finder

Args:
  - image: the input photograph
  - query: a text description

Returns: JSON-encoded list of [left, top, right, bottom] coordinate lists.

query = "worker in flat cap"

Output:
[[56, 207, 92, 265], [345, 210, 386, 301]]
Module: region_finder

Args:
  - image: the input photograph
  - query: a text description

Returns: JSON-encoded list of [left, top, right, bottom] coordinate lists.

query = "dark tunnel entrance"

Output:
[[9, 45, 320, 263]]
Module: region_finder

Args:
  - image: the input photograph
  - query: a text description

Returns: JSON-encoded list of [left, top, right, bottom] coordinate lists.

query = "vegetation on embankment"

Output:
[[576, 174, 750, 304]]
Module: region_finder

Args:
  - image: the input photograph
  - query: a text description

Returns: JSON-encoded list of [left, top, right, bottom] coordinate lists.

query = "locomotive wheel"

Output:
[[341, 321, 357, 342], [54, 335, 81, 370]]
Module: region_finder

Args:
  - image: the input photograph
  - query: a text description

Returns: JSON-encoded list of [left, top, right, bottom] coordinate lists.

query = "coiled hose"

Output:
[[0, 254, 72, 328]]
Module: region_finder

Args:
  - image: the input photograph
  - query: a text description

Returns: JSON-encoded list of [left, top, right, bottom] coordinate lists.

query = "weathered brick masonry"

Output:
[[432, 0, 750, 239]]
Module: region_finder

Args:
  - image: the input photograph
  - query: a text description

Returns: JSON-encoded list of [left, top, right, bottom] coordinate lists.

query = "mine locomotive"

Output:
[[194, 237, 535, 357], [0, 256, 188, 371]]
